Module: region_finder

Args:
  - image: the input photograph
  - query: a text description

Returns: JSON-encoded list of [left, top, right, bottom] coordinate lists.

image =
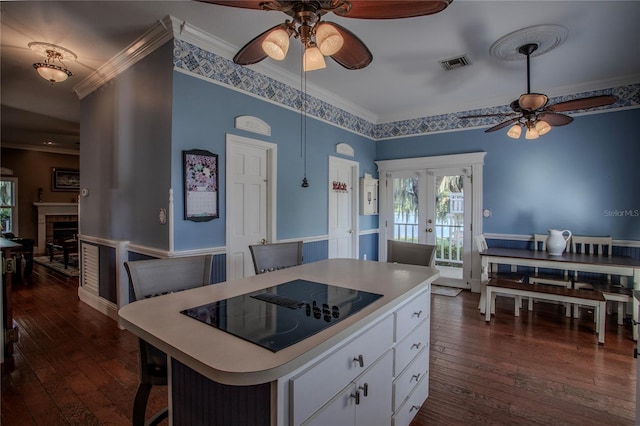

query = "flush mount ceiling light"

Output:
[[29, 42, 77, 83]]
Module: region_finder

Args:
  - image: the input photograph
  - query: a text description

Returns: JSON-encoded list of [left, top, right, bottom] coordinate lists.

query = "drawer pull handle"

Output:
[[411, 373, 421, 382], [413, 310, 423, 318], [353, 354, 364, 368], [358, 383, 369, 397], [410, 405, 420, 412], [411, 342, 422, 350], [350, 391, 360, 405]]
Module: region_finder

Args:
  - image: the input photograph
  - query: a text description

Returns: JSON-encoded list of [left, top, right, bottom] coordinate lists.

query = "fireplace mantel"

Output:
[[34, 203, 79, 254]]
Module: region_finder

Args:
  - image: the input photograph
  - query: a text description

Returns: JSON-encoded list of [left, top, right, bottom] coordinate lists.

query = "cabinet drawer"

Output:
[[394, 290, 429, 342], [392, 374, 429, 426], [394, 318, 429, 376], [393, 346, 428, 412], [291, 316, 394, 426]]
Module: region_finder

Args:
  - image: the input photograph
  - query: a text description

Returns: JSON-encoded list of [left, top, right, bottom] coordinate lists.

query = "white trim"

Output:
[[376, 152, 486, 173], [0, 142, 80, 155], [125, 243, 226, 258], [235, 116, 271, 136], [359, 228, 379, 236], [169, 188, 175, 253], [336, 143, 355, 157], [74, 16, 174, 99], [78, 287, 119, 322]]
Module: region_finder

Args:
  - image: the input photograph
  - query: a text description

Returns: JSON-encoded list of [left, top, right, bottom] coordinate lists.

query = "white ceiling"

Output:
[[2, 1, 639, 152]]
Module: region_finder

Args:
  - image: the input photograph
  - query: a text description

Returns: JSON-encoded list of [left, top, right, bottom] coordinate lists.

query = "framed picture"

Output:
[[52, 168, 80, 191], [183, 149, 219, 222]]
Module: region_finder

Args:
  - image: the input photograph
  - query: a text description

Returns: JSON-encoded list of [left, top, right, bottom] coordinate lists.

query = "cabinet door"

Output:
[[304, 351, 393, 426], [355, 350, 393, 426], [302, 385, 355, 426]]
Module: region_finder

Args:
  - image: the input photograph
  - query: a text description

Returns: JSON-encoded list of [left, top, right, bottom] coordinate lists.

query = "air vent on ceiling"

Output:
[[439, 54, 471, 71]]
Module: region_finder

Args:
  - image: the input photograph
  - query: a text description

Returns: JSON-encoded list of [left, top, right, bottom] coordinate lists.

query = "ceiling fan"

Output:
[[461, 43, 616, 139], [198, 0, 452, 71]]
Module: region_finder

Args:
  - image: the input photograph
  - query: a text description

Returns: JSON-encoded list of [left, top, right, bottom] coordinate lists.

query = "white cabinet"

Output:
[[291, 317, 394, 425], [291, 286, 431, 426], [360, 174, 378, 215], [303, 350, 393, 426], [392, 288, 431, 426]]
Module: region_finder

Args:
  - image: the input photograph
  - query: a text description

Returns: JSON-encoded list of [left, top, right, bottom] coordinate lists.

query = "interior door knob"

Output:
[[260, 238, 267, 245], [426, 228, 433, 232]]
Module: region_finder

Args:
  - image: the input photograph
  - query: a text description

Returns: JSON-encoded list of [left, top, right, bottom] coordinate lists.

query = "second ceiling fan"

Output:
[[462, 42, 616, 139], [198, 0, 452, 71]]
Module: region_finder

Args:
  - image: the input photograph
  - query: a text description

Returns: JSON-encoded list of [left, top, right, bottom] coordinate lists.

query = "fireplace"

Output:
[[47, 216, 78, 245], [34, 203, 79, 254]]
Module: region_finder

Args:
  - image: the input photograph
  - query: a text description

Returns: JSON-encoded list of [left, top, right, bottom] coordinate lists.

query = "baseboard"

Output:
[[77, 287, 119, 322]]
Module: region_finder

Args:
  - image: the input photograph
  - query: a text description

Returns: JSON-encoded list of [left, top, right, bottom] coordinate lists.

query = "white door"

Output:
[[226, 135, 277, 280], [328, 156, 358, 259], [386, 168, 471, 288], [426, 168, 472, 287]]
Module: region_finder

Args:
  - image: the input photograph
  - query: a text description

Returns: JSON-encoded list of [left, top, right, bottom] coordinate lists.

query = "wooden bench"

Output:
[[485, 279, 606, 344]]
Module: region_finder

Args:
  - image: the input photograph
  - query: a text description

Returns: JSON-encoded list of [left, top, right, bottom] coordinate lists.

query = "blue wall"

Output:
[[376, 109, 640, 240], [170, 71, 378, 251]]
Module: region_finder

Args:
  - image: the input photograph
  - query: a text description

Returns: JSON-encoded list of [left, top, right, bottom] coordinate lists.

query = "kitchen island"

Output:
[[118, 258, 438, 426]]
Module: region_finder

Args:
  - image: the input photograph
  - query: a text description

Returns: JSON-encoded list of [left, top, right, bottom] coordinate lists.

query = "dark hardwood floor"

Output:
[[1, 263, 636, 425]]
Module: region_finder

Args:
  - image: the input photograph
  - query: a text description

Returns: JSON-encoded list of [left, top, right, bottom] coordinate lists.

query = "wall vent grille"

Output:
[[81, 242, 99, 296]]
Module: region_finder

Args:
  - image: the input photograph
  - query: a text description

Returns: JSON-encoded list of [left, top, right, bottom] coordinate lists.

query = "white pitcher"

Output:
[[547, 229, 571, 255]]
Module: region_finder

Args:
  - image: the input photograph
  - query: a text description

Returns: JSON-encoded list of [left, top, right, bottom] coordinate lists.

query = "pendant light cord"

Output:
[[300, 52, 309, 187]]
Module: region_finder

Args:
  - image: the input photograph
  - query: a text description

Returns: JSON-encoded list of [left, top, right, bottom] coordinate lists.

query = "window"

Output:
[[0, 177, 18, 234]]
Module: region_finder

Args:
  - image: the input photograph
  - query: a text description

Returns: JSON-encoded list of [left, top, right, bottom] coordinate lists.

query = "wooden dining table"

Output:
[[480, 247, 640, 340]]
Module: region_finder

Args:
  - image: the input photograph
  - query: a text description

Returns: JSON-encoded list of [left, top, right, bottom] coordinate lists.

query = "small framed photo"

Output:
[[52, 168, 80, 191], [183, 149, 219, 222]]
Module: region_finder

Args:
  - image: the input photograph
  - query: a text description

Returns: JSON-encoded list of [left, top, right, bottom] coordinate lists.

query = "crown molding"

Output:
[[73, 16, 175, 100], [1, 142, 79, 156]]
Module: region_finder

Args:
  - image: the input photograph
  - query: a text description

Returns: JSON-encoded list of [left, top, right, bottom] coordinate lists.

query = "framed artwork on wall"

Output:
[[183, 149, 219, 222], [52, 168, 80, 191]]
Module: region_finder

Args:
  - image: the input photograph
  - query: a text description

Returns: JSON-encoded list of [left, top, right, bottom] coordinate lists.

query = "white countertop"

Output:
[[118, 258, 438, 386]]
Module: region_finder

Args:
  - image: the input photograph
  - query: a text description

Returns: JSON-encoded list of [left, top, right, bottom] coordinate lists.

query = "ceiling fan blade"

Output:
[[538, 112, 573, 126], [196, 1, 264, 10], [233, 24, 284, 65], [484, 117, 521, 133], [546, 95, 616, 113], [460, 113, 518, 119], [337, 1, 452, 19], [326, 22, 372, 70]]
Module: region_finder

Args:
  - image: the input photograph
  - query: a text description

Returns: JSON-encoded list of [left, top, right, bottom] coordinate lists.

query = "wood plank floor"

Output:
[[1, 264, 636, 425]]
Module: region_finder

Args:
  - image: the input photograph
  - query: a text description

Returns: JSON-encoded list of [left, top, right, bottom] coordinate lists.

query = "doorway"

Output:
[[328, 156, 358, 259], [376, 152, 486, 290], [226, 134, 277, 280]]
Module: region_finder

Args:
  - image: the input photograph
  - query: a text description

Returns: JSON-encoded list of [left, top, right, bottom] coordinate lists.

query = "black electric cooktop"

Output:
[[180, 279, 383, 352]]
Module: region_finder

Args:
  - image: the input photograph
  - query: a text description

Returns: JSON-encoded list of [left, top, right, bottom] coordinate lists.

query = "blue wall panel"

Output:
[[302, 240, 328, 264], [170, 71, 377, 251], [359, 233, 379, 261], [376, 109, 640, 240]]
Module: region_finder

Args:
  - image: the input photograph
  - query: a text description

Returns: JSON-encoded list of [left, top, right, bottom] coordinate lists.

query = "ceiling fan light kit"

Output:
[[203, 1, 452, 70], [303, 43, 326, 71], [28, 42, 76, 83], [262, 27, 291, 60], [460, 25, 616, 140], [315, 22, 344, 56]]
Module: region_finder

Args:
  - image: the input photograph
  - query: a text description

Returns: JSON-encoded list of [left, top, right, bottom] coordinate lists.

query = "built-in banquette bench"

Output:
[[485, 279, 606, 344]]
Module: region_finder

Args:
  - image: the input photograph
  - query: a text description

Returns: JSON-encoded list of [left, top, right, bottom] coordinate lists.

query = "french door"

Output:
[[377, 152, 486, 292]]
